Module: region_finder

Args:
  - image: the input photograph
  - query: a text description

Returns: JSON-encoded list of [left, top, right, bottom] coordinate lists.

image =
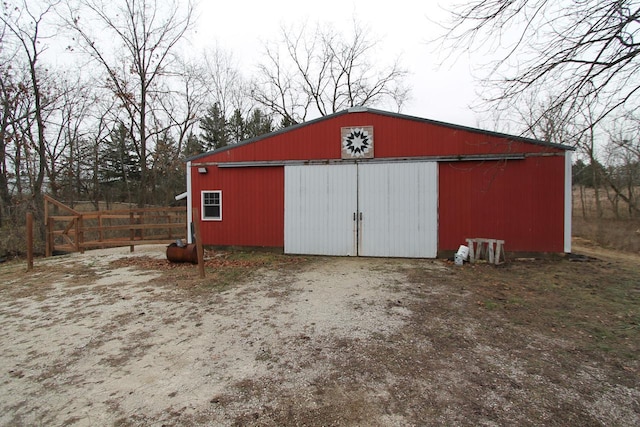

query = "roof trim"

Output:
[[362, 108, 575, 151], [191, 153, 531, 168], [186, 107, 574, 162]]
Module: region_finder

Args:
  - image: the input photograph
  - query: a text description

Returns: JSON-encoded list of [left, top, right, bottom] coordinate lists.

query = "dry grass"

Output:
[[573, 217, 640, 252], [108, 250, 309, 293], [573, 186, 640, 252]]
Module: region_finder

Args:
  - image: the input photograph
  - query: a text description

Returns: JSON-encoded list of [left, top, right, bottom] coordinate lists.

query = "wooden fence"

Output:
[[44, 195, 187, 256]]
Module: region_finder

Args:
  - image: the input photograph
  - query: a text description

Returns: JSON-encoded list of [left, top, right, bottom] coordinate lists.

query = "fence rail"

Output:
[[44, 196, 187, 256]]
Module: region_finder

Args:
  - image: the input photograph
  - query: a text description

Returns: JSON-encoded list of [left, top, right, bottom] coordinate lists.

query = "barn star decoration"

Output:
[[341, 126, 374, 159]]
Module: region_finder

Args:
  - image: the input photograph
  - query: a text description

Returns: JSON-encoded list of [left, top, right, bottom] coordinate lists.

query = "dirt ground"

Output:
[[0, 242, 638, 426]]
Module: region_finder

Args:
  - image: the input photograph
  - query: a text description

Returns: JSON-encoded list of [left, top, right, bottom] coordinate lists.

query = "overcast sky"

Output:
[[193, 0, 480, 128]]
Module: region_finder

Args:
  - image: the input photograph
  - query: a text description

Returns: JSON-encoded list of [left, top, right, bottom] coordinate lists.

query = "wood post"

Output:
[[74, 217, 80, 253], [78, 215, 85, 254], [26, 212, 33, 271], [488, 239, 496, 264], [193, 208, 205, 279], [495, 240, 506, 264], [129, 212, 135, 252], [44, 198, 50, 257], [465, 238, 474, 263], [140, 211, 145, 241], [99, 214, 104, 243], [46, 217, 53, 258]]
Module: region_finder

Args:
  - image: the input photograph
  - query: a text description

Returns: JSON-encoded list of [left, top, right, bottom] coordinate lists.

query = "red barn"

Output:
[[186, 107, 573, 258]]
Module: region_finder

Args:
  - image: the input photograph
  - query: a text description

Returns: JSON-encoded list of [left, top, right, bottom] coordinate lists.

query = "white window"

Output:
[[202, 190, 222, 220]]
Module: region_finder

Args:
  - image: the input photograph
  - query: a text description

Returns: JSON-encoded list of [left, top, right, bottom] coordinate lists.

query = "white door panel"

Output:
[[284, 162, 438, 257], [284, 164, 357, 255], [358, 162, 438, 257]]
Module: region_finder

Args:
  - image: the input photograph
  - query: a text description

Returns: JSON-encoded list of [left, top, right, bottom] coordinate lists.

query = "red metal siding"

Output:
[[195, 112, 564, 164], [438, 156, 566, 252], [191, 166, 284, 247], [189, 110, 569, 253]]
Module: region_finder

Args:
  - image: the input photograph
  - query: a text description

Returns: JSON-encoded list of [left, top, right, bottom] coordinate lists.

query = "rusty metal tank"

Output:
[[166, 242, 198, 264]]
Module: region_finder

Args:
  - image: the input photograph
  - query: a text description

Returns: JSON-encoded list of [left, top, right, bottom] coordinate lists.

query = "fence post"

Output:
[[193, 208, 205, 279], [99, 214, 104, 243], [78, 214, 85, 254], [74, 217, 80, 253], [44, 198, 51, 257], [129, 211, 135, 252], [46, 218, 53, 257], [140, 210, 145, 241], [26, 212, 33, 271]]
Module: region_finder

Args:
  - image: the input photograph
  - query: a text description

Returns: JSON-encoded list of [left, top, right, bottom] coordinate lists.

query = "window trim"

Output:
[[201, 190, 222, 221]]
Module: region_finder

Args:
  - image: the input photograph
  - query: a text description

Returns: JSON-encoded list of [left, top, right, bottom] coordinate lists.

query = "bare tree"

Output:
[[252, 20, 410, 125], [1, 0, 61, 232], [45, 73, 94, 203], [156, 56, 219, 156], [84, 94, 118, 209], [439, 0, 640, 133], [252, 40, 312, 126], [603, 120, 640, 218], [515, 92, 612, 220], [65, 0, 194, 205], [0, 60, 21, 224], [202, 47, 248, 120]]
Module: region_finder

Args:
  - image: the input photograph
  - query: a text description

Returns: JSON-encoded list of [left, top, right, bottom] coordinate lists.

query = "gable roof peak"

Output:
[[348, 106, 368, 113]]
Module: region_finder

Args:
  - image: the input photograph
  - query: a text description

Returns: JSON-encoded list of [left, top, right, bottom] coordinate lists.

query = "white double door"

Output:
[[284, 162, 437, 257]]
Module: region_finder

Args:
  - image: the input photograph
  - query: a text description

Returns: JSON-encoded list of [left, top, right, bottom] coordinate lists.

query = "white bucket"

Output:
[[455, 245, 469, 265]]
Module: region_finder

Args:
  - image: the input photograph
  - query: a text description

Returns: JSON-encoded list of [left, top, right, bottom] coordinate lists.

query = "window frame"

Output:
[[201, 190, 222, 221]]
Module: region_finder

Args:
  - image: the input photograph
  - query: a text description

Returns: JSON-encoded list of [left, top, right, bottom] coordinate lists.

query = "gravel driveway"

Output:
[[0, 246, 428, 426], [0, 245, 638, 426]]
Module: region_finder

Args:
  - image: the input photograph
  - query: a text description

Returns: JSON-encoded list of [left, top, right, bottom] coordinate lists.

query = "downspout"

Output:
[[186, 161, 193, 244]]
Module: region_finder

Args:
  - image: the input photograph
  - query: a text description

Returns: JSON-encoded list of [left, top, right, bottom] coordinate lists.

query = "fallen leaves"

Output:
[[107, 250, 307, 272]]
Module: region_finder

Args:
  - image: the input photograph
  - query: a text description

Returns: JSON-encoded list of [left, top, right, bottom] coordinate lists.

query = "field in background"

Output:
[[573, 186, 640, 252]]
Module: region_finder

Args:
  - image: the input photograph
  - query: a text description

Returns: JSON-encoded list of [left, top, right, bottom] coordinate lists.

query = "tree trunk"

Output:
[[138, 79, 148, 208], [14, 136, 23, 198], [604, 185, 620, 219], [29, 57, 48, 243], [589, 155, 602, 219], [579, 185, 587, 219], [628, 180, 636, 219]]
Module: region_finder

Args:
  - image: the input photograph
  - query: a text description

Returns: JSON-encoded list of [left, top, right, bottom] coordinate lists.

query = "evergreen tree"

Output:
[[182, 132, 204, 158], [151, 132, 184, 205], [228, 108, 246, 143], [245, 108, 274, 139], [279, 115, 297, 129], [573, 159, 606, 188], [99, 123, 141, 204], [199, 106, 275, 150], [199, 103, 229, 150]]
